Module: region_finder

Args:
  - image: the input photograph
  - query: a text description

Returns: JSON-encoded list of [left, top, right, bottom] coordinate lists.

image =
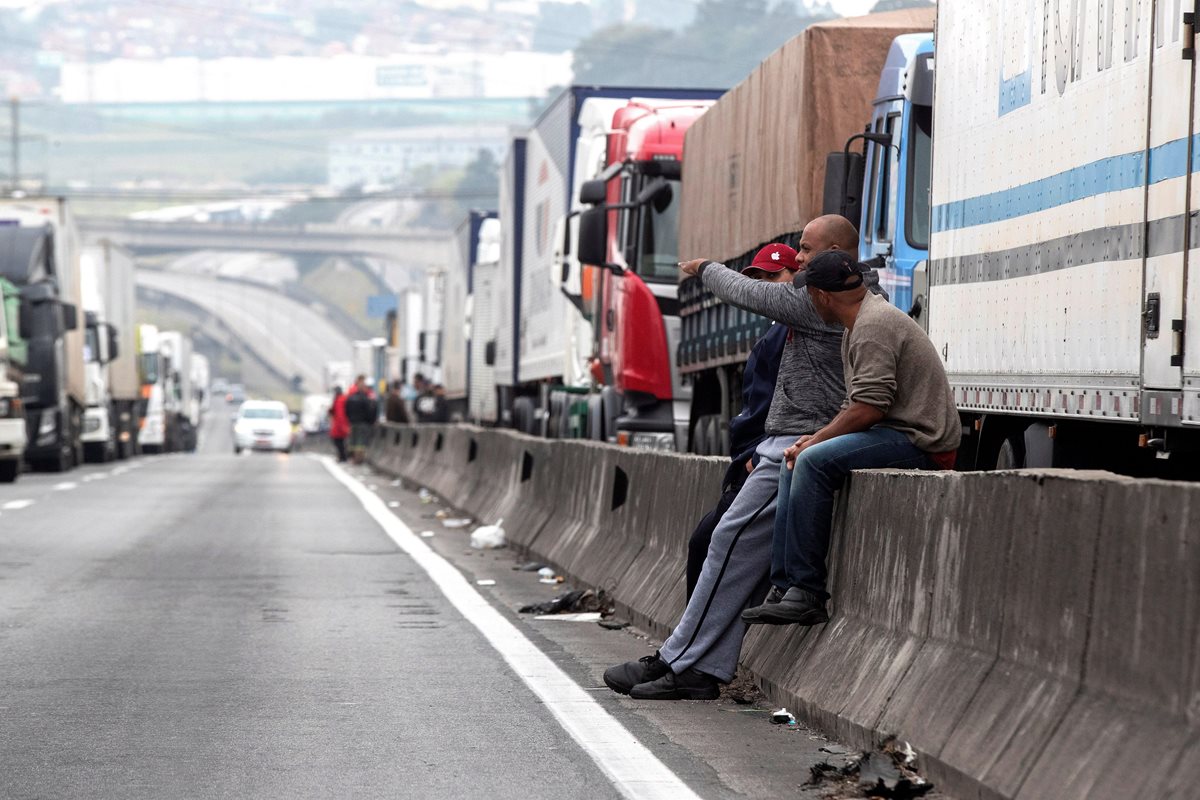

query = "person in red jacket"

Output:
[[328, 386, 350, 462]]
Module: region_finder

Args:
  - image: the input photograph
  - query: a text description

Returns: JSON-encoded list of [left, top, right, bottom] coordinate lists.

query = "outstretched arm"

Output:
[[680, 259, 825, 330]]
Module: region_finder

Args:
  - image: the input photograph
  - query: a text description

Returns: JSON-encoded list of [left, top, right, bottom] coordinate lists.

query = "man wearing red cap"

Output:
[[684, 242, 797, 601], [604, 215, 865, 700]]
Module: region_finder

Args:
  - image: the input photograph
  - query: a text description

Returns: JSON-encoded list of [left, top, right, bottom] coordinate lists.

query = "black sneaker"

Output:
[[629, 668, 720, 701], [603, 652, 670, 695], [740, 585, 785, 624], [743, 587, 829, 626]]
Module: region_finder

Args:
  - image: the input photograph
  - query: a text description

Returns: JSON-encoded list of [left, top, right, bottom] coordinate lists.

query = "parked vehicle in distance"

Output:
[[300, 393, 331, 435], [79, 242, 140, 462], [232, 400, 294, 454], [0, 197, 86, 471], [0, 276, 26, 482], [225, 383, 246, 405]]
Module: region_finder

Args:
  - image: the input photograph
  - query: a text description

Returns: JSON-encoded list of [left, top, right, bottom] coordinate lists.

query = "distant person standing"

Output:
[[344, 375, 379, 464], [328, 386, 350, 463], [415, 383, 450, 423], [385, 380, 410, 424]]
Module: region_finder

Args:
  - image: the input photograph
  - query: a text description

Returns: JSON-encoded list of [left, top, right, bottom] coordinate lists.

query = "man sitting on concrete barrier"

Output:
[[685, 243, 795, 602], [741, 250, 960, 626], [603, 215, 861, 701]]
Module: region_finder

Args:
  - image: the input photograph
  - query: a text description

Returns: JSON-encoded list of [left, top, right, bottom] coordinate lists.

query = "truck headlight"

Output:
[[38, 412, 57, 436]]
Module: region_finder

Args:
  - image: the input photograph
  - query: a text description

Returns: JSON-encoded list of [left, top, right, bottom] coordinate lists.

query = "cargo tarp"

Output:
[[679, 9, 935, 264]]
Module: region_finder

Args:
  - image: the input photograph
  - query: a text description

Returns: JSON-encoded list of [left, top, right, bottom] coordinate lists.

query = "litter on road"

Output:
[[770, 708, 796, 726], [419, 531, 435, 538], [513, 561, 548, 572], [469, 520, 506, 549], [534, 612, 601, 622], [476, 579, 496, 586], [441, 517, 473, 529], [388, 501, 400, 508], [536, 566, 556, 578]]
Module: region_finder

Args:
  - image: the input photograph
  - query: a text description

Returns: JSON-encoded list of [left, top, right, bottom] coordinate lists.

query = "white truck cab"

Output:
[[0, 282, 25, 482]]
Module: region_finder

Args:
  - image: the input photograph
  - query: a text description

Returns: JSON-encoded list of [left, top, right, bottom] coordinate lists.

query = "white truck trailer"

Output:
[[468, 217, 502, 424], [80, 242, 140, 461], [445, 211, 498, 420], [157, 330, 195, 452], [929, 1, 1200, 473]]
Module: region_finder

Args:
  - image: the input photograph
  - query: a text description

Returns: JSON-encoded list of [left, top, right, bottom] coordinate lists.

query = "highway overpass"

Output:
[[79, 217, 453, 271]]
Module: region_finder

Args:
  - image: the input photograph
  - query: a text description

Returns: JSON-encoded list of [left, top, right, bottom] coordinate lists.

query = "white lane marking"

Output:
[[2, 499, 35, 510], [318, 456, 700, 800], [53, 482, 78, 491]]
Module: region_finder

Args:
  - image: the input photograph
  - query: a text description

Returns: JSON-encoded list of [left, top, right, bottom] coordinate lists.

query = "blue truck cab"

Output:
[[856, 33, 933, 316]]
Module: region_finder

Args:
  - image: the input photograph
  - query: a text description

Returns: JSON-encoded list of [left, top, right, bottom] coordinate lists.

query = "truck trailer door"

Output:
[[1187, 9, 1200, 426], [1141, 1, 1195, 407]]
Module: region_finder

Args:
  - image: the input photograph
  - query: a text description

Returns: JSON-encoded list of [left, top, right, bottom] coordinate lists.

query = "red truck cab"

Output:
[[580, 98, 717, 450]]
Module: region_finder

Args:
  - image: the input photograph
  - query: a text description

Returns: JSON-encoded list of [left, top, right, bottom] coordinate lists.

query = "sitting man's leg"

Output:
[[685, 483, 739, 602], [745, 427, 931, 625], [604, 435, 790, 700]]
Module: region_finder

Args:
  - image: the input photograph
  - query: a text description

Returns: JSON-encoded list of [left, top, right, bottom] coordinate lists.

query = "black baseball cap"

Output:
[[792, 250, 865, 292]]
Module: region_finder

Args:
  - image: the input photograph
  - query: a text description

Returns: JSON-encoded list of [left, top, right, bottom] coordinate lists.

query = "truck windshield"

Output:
[[140, 352, 159, 384], [637, 178, 682, 282], [84, 325, 100, 364], [905, 104, 932, 250]]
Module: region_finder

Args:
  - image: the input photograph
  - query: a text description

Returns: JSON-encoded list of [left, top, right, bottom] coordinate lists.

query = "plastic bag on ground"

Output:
[[469, 519, 506, 549]]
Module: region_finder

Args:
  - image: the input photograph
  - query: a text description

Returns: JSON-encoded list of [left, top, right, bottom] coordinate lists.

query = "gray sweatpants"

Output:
[[659, 434, 791, 683]]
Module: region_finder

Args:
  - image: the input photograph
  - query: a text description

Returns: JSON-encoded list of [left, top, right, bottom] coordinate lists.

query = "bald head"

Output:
[[794, 215, 859, 270]]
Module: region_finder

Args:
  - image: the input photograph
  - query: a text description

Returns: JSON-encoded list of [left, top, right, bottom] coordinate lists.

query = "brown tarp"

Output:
[[679, 8, 935, 264]]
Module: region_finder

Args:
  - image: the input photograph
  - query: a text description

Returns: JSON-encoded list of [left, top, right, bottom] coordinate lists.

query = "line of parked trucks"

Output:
[[367, 2, 1200, 474], [0, 197, 209, 482]]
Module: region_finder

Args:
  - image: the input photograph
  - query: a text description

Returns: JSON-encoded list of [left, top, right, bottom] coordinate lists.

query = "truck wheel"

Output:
[[0, 459, 19, 483], [234, 446, 242, 455]]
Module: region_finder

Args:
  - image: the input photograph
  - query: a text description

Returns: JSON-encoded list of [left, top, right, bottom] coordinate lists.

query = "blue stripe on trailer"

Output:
[[933, 133, 1199, 233]]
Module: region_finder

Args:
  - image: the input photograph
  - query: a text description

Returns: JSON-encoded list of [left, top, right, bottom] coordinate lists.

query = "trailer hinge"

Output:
[[1170, 318, 1186, 367], [1188, 3, 1199, 59]]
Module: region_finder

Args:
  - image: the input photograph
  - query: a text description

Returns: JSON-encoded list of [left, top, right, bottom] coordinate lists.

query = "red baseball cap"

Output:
[[741, 243, 797, 275]]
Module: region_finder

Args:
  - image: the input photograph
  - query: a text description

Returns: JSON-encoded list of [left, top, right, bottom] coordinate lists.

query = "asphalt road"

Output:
[[0, 412, 901, 800], [137, 268, 353, 392]]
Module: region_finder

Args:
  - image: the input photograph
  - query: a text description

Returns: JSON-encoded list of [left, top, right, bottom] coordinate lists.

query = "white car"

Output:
[[233, 400, 294, 454]]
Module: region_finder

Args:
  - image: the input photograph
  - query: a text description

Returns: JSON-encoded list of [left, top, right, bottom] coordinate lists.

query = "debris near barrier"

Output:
[[418, 488, 435, 504], [770, 708, 796, 725], [468, 520, 506, 549], [518, 589, 612, 616], [803, 740, 932, 799], [722, 669, 763, 705], [441, 517, 473, 529], [597, 618, 630, 631], [513, 561, 548, 572]]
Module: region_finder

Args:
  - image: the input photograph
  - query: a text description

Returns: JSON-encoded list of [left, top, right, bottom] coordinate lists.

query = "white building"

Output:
[[328, 125, 508, 190]]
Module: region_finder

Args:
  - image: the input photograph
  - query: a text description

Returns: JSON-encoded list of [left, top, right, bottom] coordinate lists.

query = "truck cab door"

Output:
[[1141, 2, 1195, 413]]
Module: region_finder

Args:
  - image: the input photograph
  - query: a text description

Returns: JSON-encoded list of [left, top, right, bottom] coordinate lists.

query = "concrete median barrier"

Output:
[[360, 425, 1200, 800]]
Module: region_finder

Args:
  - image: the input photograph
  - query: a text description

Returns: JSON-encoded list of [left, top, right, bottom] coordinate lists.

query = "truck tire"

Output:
[[513, 397, 537, 435], [0, 459, 19, 483]]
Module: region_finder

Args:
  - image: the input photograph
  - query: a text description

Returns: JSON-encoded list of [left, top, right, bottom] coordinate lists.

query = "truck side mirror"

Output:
[[577, 205, 608, 267], [484, 340, 496, 366], [107, 324, 120, 362], [822, 152, 864, 227], [579, 178, 606, 206], [61, 302, 79, 332], [637, 178, 673, 214]]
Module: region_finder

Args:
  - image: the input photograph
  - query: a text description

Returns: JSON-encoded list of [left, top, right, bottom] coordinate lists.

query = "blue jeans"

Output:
[[772, 427, 932, 599]]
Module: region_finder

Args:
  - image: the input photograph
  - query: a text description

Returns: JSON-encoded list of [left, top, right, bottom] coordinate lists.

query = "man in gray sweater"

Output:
[[742, 250, 960, 626], [602, 215, 859, 701]]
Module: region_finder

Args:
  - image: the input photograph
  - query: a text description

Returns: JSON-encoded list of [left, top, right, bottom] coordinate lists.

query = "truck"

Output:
[[914, 1, 1199, 473], [137, 324, 168, 453], [467, 216, 502, 425], [323, 360, 354, 394], [573, 95, 722, 449], [491, 86, 725, 438], [158, 330, 195, 452], [0, 277, 26, 481], [79, 241, 140, 462], [674, 9, 935, 454], [0, 197, 86, 471], [444, 210, 498, 421]]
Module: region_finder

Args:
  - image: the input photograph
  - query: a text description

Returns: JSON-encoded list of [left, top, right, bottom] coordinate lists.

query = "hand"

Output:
[[745, 458, 753, 474], [678, 258, 707, 276], [784, 435, 813, 470]]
